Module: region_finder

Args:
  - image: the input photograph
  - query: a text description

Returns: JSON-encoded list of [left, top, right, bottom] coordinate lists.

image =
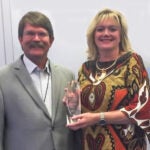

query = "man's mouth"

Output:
[[29, 42, 45, 49]]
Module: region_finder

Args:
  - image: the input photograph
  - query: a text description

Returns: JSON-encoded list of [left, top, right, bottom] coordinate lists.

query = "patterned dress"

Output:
[[78, 52, 150, 150]]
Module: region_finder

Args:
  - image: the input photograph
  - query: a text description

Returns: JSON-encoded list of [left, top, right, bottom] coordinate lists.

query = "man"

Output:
[[0, 11, 77, 150]]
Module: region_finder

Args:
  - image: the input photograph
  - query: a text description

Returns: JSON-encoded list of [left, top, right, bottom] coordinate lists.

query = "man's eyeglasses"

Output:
[[23, 31, 49, 38]]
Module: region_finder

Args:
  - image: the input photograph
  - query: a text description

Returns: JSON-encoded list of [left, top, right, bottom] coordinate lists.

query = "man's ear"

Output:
[[50, 37, 54, 44], [19, 36, 23, 43]]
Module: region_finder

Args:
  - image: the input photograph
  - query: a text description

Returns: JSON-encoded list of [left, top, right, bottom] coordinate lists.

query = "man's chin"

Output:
[[28, 54, 46, 60]]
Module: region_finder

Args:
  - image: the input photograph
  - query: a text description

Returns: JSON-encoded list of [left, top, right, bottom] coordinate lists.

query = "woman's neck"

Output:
[[98, 49, 120, 62]]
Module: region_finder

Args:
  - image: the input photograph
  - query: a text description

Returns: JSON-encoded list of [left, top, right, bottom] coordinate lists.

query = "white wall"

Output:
[[0, 0, 150, 148], [1, 0, 149, 75], [0, 0, 14, 65], [0, 0, 6, 66]]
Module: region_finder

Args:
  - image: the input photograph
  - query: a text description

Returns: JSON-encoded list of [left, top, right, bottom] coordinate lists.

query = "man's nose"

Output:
[[32, 33, 41, 40]]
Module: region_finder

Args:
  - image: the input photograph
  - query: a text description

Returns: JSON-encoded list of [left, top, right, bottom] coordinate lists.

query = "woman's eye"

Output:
[[95, 27, 104, 32], [109, 27, 118, 32]]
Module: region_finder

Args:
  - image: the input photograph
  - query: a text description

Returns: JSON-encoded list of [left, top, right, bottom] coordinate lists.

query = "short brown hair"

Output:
[[18, 11, 54, 38]]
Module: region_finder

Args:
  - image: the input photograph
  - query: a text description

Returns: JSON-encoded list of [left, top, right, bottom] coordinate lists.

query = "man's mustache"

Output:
[[29, 42, 45, 48]]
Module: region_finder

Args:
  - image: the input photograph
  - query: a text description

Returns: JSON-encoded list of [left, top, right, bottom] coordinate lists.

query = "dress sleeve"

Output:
[[120, 53, 150, 142]]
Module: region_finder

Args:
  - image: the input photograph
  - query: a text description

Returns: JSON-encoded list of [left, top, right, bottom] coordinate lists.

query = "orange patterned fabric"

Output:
[[78, 52, 150, 150]]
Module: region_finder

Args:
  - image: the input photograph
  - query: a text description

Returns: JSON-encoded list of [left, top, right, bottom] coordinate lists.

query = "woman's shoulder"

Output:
[[120, 51, 141, 59], [118, 51, 142, 64], [81, 60, 96, 69], [78, 60, 96, 77]]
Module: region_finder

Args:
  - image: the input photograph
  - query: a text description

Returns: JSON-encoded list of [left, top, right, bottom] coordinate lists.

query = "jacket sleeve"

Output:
[[0, 89, 4, 150]]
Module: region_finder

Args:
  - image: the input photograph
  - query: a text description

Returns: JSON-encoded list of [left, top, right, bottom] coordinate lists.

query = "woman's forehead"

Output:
[[97, 17, 120, 26]]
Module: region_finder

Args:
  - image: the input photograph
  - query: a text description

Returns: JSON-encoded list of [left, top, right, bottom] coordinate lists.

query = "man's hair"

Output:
[[18, 11, 54, 38]]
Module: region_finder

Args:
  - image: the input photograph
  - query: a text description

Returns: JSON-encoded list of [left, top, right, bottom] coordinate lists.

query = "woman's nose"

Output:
[[103, 29, 109, 35]]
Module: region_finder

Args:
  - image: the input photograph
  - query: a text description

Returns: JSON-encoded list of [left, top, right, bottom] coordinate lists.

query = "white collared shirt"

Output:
[[23, 55, 52, 116]]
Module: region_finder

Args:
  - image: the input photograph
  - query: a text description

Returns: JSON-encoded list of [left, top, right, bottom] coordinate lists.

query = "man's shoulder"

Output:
[[0, 64, 11, 73], [54, 64, 72, 72], [50, 61, 73, 74], [0, 57, 22, 76]]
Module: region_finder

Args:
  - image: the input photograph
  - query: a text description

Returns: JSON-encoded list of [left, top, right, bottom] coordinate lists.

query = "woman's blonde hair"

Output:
[[86, 8, 132, 60]]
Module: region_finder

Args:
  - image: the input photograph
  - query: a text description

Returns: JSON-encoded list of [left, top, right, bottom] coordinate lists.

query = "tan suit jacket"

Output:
[[0, 55, 77, 150]]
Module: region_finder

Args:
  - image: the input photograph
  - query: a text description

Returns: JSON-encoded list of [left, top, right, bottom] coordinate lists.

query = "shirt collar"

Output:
[[23, 55, 50, 74]]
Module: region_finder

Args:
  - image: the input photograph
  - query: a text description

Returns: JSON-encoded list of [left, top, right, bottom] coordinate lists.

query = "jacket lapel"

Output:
[[12, 57, 51, 121], [50, 62, 60, 124]]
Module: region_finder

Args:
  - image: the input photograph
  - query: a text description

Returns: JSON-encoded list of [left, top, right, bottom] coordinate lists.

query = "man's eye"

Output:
[[26, 32, 35, 36], [38, 32, 48, 37]]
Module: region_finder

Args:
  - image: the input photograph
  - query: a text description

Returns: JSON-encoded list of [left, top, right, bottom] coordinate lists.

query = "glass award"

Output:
[[63, 80, 81, 124]]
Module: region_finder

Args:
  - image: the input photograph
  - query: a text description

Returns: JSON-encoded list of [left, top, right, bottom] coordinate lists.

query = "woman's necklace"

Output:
[[96, 59, 117, 72], [92, 59, 117, 85]]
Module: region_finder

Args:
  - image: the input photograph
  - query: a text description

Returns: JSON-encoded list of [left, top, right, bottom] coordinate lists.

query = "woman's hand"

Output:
[[67, 112, 100, 130], [67, 110, 133, 130]]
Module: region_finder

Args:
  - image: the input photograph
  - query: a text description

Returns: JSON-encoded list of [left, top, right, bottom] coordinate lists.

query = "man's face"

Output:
[[19, 23, 53, 63]]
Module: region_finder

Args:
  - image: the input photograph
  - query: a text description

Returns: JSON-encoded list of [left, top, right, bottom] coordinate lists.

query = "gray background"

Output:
[[0, 0, 150, 147], [0, 0, 150, 76]]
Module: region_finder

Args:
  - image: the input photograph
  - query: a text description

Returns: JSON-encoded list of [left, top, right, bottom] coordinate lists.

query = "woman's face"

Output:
[[94, 18, 121, 52]]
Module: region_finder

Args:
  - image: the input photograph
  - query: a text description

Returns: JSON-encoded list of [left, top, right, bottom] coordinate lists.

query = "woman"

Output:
[[67, 8, 150, 150]]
